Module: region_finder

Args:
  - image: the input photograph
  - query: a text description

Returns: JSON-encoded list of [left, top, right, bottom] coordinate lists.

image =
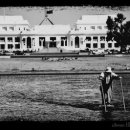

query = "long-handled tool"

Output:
[[100, 83, 107, 112], [120, 78, 126, 112]]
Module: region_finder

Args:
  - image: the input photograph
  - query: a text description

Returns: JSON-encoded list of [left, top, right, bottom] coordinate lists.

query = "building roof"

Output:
[[33, 25, 71, 35], [70, 29, 107, 35], [0, 15, 29, 25], [76, 14, 116, 25]]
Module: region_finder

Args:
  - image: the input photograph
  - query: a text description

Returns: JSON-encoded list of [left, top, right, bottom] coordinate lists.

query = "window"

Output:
[[86, 37, 91, 41], [22, 38, 26, 43], [100, 36, 105, 41], [65, 41, 67, 46], [0, 44, 5, 49], [50, 37, 56, 41], [108, 43, 112, 48], [93, 37, 98, 41], [115, 43, 119, 47], [0, 37, 5, 42], [27, 37, 31, 48], [15, 44, 20, 49], [39, 37, 45, 46], [86, 44, 91, 48], [61, 37, 67, 46], [50, 37, 56, 48], [84, 27, 86, 30], [91, 26, 95, 29], [9, 27, 14, 31], [93, 43, 97, 48], [15, 37, 20, 42], [61, 40, 64, 46], [75, 37, 79, 48], [97, 26, 102, 29], [8, 44, 13, 49], [2, 27, 7, 31], [7, 37, 13, 42], [101, 43, 105, 48]]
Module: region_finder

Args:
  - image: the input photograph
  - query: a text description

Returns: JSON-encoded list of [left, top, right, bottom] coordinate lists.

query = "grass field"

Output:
[[0, 55, 130, 72], [0, 74, 129, 121], [0, 55, 130, 122]]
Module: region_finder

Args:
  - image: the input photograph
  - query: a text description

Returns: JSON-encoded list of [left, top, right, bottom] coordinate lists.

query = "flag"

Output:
[[46, 10, 53, 14]]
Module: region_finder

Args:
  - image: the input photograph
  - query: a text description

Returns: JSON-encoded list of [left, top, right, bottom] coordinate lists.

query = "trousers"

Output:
[[100, 85, 112, 104]]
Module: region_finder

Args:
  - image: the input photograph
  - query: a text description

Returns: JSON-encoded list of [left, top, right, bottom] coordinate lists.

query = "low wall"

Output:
[[11, 54, 105, 58], [0, 56, 10, 58], [0, 70, 130, 76]]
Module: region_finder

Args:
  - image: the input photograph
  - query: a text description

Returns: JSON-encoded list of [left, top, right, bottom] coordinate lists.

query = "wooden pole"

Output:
[[120, 78, 126, 112], [100, 82, 107, 112]]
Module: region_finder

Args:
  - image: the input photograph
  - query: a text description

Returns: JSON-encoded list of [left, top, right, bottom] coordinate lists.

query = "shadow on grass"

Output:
[[5, 90, 130, 112]]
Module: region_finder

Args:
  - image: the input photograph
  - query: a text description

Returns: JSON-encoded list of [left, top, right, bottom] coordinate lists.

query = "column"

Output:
[[67, 35, 70, 47], [70, 36, 73, 49], [34, 36, 39, 51], [98, 35, 100, 49], [24, 37, 27, 51], [112, 41, 115, 49], [12, 37, 15, 50], [5, 37, 8, 50], [31, 37, 35, 51], [105, 35, 107, 50], [91, 36, 93, 50], [40, 39, 44, 49], [20, 35, 23, 51]]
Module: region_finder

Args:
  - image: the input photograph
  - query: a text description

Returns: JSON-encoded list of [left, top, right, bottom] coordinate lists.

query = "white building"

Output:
[[0, 14, 122, 52], [69, 14, 120, 51], [0, 15, 33, 51]]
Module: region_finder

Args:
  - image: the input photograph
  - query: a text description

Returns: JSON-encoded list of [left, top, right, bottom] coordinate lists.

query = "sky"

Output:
[[0, 6, 130, 27]]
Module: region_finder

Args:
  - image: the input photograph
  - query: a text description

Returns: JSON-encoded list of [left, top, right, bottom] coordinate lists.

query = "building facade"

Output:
[[0, 16, 33, 51], [69, 14, 120, 51], [0, 14, 122, 52], [32, 25, 71, 52]]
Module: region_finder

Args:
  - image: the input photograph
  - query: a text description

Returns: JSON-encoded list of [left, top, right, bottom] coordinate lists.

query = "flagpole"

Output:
[[4, 7, 6, 20], [45, 8, 48, 18], [39, 8, 53, 25]]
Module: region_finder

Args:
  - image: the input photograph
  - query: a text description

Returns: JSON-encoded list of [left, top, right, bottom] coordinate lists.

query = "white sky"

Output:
[[0, 6, 130, 27]]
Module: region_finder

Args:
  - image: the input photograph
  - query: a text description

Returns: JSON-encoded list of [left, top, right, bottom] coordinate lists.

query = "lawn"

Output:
[[0, 55, 130, 72], [0, 55, 130, 121]]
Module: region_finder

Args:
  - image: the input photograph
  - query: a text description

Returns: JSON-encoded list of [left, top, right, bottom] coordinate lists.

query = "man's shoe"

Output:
[[106, 102, 110, 105]]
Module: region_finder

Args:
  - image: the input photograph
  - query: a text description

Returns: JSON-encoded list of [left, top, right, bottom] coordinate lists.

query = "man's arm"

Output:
[[112, 72, 122, 79]]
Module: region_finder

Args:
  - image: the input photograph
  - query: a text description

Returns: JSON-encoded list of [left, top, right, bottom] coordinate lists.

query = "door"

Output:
[[75, 36, 79, 48]]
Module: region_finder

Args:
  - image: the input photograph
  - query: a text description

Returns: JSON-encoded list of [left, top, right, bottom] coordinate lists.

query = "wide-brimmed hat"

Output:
[[105, 67, 112, 73]]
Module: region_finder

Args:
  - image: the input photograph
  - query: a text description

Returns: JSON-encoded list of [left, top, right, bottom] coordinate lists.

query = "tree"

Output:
[[106, 13, 130, 53], [124, 21, 130, 46]]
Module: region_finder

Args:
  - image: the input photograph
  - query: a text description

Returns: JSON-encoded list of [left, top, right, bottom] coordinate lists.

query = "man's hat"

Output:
[[105, 67, 112, 73]]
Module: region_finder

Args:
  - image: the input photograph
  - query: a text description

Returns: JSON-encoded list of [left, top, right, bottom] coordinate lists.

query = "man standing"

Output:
[[99, 67, 122, 105]]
